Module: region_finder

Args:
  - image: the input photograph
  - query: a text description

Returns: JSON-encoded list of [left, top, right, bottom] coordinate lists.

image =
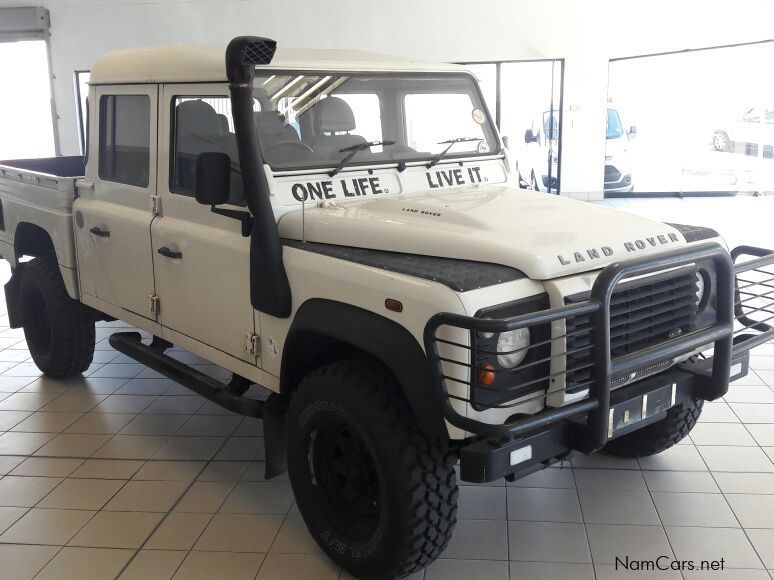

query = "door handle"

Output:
[[89, 226, 110, 238], [157, 246, 183, 259]]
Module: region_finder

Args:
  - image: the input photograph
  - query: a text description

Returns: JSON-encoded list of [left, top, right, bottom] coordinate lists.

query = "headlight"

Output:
[[695, 271, 705, 304], [496, 328, 531, 368]]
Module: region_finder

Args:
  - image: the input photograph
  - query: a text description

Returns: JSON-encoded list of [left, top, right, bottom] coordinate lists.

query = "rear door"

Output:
[[74, 84, 158, 323]]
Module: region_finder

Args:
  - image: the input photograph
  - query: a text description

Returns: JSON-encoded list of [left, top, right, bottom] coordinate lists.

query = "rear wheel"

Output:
[[20, 257, 95, 378], [603, 397, 703, 457], [286, 360, 458, 579], [713, 131, 730, 152]]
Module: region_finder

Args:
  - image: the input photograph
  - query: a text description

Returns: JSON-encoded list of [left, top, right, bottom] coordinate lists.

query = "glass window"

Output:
[[606, 109, 624, 140], [171, 96, 246, 206], [607, 41, 774, 195], [464, 63, 497, 120], [251, 72, 497, 171], [98, 95, 150, 187], [404, 93, 490, 154]]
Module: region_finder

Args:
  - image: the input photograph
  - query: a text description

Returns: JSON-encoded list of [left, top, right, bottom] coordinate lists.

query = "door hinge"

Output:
[[150, 194, 162, 215], [246, 333, 260, 356], [149, 294, 160, 315]]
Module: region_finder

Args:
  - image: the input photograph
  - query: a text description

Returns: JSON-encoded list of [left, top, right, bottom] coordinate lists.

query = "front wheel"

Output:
[[603, 397, 703, 457], [286, 360, 458, 580], [713, 131, 730, 152], [20, 257, 95, 378]]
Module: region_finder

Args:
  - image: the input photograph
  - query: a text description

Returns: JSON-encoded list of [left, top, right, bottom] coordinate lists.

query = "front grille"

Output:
[[564, 269, 699, 394], [604, 164, 622, 181]]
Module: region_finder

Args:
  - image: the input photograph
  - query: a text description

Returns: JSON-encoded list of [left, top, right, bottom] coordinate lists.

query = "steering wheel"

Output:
[[266, 140, 314, 153]]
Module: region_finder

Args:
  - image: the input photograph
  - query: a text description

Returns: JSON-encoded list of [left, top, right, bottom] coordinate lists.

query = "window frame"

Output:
[[97, 93, 152, 188]]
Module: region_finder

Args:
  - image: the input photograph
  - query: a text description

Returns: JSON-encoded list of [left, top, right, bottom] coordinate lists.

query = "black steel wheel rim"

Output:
[[309, 418, 381, 539]]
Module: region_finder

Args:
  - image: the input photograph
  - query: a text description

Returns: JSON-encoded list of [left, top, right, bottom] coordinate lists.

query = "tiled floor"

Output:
[[0, 195, 773, 579]]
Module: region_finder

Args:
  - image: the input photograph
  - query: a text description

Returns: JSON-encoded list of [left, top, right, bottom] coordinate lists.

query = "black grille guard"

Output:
[[423, 242, 774, 452]]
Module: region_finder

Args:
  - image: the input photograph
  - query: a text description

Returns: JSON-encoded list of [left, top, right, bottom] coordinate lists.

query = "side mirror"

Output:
[[524, 129, 537, 144], [194, 152, 231, 205], [628, 126, 637, 138], [502, 135, 510, 149]]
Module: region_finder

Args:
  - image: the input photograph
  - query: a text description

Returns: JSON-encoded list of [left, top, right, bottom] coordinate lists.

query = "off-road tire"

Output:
[[603, 397, 704, 457], [286, 359, 458, 580], [20, 257, 95, 378]]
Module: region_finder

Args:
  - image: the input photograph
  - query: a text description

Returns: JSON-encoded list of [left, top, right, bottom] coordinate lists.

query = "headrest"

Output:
[[176, 100, 223, 137], [314, 97, 356, 133], [255, 111, 287, 135]]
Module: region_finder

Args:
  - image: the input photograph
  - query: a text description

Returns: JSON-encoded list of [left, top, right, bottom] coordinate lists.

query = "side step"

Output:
[[109, 332, 265, 417]]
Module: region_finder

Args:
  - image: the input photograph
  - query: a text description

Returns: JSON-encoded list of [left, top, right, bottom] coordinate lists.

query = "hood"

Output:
[[278, 186, 688, 280]]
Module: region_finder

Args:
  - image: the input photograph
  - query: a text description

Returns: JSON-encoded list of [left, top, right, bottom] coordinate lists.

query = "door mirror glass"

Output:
[[502, 135, 510, 149], [628, 125, 637, 138], [524, 129, 537, 143], [194, 152, 231, 205]]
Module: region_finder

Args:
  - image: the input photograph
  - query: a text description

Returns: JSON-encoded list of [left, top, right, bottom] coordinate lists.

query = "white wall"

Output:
[[1, 0, 773, 194]]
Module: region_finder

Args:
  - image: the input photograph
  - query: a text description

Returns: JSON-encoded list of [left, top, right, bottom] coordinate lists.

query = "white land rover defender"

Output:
[[1, 37, 773, 579]]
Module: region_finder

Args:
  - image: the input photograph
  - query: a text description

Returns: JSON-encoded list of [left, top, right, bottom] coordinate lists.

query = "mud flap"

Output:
[[262, 394, 288, 480], [4, 265, 23, 328]]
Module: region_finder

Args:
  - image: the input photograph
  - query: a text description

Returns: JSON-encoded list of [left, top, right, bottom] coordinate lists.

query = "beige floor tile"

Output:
[[197, 461, 248, 482], [442, 519, 509, 560], [115, 378, 173, 396], [104, 480, 188, 512], [0, 508, 94, 545], [39, 393, 107, 413], [579, 489, 661, 525], [176, 415, 242, 437], [174, 550, 265, 580], [0, 455, 26, 475], [132, 460, 205, 482], [713, 472, 774, 494], [38, 478, 125, 510], [509, 562, 595, 580], [33, 433, 112, 457], [652, 491, 740, 527], [596, 563, 682, 579], [194, 513, 283, 552], [747, 528, 774, 569], [35, 546, 135, 580], [87, 364, 144, 379], [10, 411, 83, 433], [0, 431, 55, 455], [9, 457, 83, 477], [219, 482, 294, 515], [240, 461, 288, 482], [666, 526, 763, 569], [152, 436, 226, 460], [65, 412, 135, 434], [71, 458, 144, 479], [586, 523, 673, 564], [214, 436, 263, 461], [0, 475, 62, 507], [119, 414, 189, 436], [0, 506, 28, 534], [174, 481, 235, 513], [726, 493, 774, 527], [642, 470, 720, 493], [0, 392, 58, 411], [635, 444, 709, 471], [574, 468, 648, 491], [270, 515, 321, 554], [0, 410, 31, 430], [143, 396, 204, 415], [69, 511, 163, 549], [508, 520, 590, 563], [93, 394, 156, 413], [457, 485, 506, 520], [119, 549, 187, 580], [0, 544, 59, 580], [507, 486, 583, 523], [146, 512, 211, 550], [425, 559, 509, 580], [92, 435, 170, 459], [256, 553, 338, 580]]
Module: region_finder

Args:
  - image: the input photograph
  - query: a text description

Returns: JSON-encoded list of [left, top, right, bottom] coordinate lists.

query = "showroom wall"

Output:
[[1, 0, 773, 195]]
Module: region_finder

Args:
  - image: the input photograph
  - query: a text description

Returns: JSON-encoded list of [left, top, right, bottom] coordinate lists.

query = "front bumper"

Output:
[[424, 243, 774, 483]]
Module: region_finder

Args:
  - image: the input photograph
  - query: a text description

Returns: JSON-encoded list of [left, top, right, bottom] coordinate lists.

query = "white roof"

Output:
[[89, 44, 466, 85]]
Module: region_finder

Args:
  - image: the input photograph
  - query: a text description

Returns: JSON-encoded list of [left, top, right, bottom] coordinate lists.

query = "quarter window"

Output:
[[98, 95, 150, 187]]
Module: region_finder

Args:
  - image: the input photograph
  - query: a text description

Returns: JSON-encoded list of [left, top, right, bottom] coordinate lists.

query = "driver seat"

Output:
[[311, 97, 366, 159]]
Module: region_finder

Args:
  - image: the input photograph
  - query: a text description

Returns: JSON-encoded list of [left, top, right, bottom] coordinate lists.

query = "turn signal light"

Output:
[[477, 363, 496, 385], [385, 298, 403, 312]]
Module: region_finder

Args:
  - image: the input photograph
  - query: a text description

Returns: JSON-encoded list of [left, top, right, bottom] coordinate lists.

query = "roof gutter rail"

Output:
[[225, 36, 292, 318]]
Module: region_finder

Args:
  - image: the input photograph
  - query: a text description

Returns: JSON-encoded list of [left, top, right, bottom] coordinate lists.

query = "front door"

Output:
[[152, 84, 257, 363], [74, 84, 158, 323]]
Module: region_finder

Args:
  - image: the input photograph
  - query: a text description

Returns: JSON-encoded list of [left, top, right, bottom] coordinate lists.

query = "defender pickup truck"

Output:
[[1, 37, 773, 580]]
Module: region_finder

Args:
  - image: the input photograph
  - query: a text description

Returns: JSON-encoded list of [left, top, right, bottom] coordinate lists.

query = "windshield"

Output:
[[606, 108, 624, 139], [251, 72, 498, 171]]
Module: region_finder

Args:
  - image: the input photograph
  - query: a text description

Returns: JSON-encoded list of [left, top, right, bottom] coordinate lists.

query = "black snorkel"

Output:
[[226, 36, 292, 318]]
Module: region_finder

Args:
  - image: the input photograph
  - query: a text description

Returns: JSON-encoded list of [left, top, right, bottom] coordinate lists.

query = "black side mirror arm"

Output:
[[210, 206, 254, 237]]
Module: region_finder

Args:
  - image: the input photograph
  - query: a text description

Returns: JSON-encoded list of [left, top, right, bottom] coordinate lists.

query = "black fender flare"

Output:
[[281, 298, 449, 443]]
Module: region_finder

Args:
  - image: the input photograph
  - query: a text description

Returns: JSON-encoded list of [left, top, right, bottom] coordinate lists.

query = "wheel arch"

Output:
[[280, 298, 449, 443]]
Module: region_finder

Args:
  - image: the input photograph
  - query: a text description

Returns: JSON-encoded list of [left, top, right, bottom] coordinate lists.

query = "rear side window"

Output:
[[99, 95, 150, 187]]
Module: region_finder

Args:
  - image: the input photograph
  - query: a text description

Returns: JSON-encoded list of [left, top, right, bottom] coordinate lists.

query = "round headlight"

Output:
[[496, 327, 531, 368], [695, 270, 710, 310]]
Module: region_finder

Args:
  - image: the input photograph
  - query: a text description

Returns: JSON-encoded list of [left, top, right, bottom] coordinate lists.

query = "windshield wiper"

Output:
[[426, 136, 483, 169], [329, 140, 396, 177]]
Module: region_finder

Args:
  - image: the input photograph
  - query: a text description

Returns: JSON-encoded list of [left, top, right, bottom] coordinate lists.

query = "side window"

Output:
[[99, 95, 150, 187], [171, 96, 245, 206]]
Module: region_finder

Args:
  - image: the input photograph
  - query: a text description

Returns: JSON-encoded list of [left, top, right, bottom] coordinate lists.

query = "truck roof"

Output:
[[89, 44, 467, 85]]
